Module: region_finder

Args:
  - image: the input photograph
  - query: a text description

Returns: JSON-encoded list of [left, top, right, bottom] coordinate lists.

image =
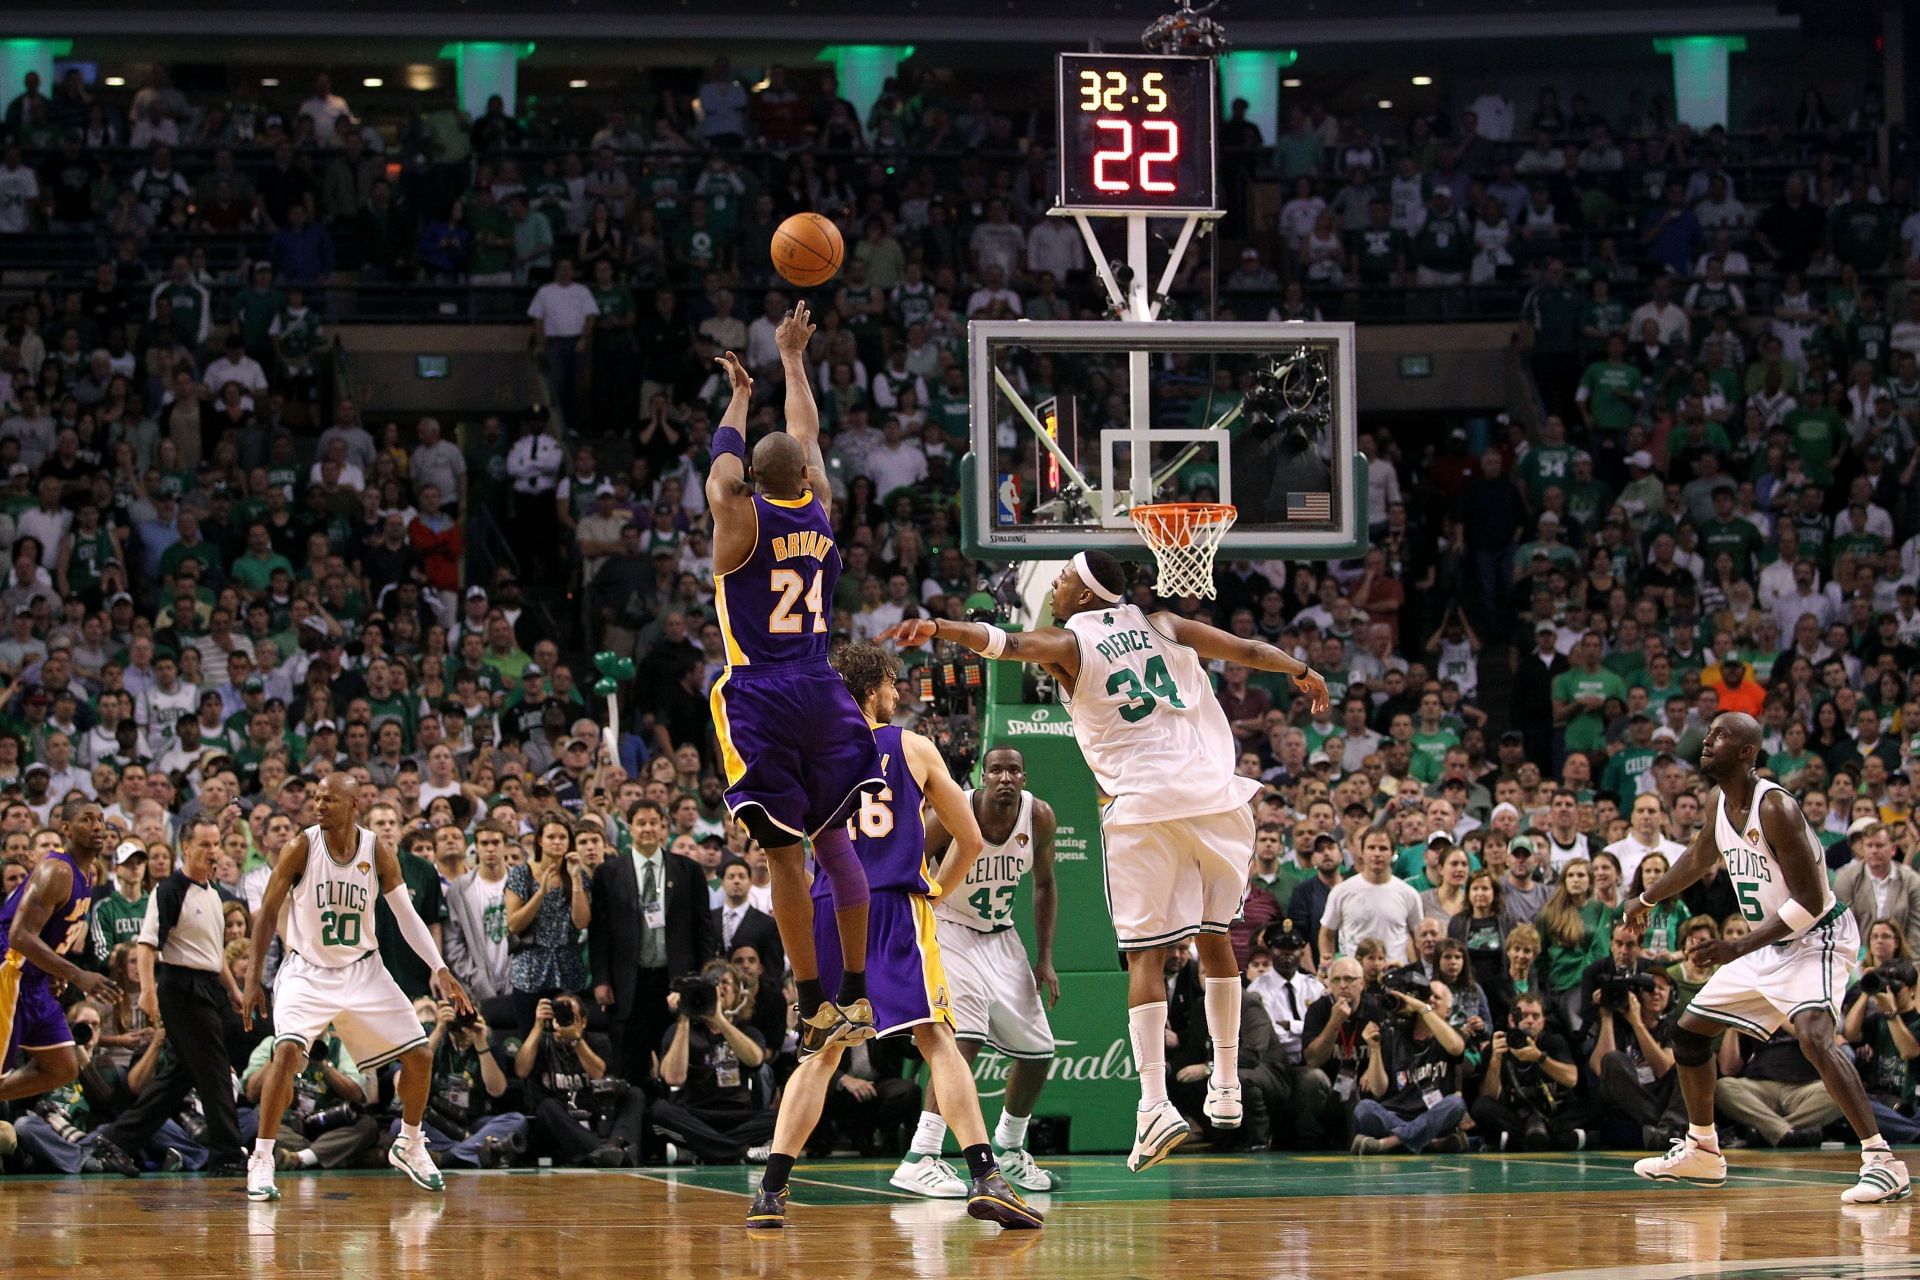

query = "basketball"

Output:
[[772, 212, 844, 288]]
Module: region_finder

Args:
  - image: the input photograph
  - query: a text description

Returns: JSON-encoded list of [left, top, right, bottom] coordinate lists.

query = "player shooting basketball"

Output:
[[706, 302, 887, 1052], [886, 549, 1328, 1172]]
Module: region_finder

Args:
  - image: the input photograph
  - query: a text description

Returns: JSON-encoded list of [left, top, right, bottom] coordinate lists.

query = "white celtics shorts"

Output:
[[271, 950, 430, 1070], [937, 919, 1055, 1060], [1688, 910, 1858, 1039], [1101, 804, 1257, 952]]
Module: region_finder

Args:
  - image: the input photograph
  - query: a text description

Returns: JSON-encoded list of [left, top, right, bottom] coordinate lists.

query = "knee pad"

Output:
[[1672, 1024, 1714, 1068]]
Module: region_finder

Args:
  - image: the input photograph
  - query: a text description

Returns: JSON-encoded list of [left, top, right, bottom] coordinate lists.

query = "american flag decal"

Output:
[[1286, 492, 1331, 521]]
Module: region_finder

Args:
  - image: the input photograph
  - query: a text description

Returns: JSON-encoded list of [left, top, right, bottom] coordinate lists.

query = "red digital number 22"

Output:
[[1093, 118, 1180, 194]]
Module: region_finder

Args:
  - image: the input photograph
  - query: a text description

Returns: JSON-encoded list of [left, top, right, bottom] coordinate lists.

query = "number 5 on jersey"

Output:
[[769, 568, 826, 634]]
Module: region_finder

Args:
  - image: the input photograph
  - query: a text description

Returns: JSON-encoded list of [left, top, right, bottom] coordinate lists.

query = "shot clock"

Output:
[[1056, 52, 1217, 214]]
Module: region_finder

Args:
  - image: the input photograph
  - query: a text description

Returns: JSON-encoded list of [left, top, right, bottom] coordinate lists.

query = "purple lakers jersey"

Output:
[[714, 492, 840, 667], [819, 724, 935, 896], [0, 851, 93, 973]]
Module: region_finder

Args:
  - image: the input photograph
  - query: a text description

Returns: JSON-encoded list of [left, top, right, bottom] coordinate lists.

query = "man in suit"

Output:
[[713, 857, 782, 978], [590, 799, 720, 1087], [1834, 820, 1920, 959]]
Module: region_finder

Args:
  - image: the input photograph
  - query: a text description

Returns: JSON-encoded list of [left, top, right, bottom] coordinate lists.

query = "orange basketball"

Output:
[[772, 212, 845, 288]]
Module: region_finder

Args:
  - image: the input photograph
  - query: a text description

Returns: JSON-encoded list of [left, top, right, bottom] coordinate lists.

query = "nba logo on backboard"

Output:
[[997, 473, 1023, 523]]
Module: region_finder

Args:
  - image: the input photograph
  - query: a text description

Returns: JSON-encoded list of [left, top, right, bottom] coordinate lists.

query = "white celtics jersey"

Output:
[[141, 681, 199, 749], [937, 790, 1035, 934], [1062, 604, 1260, 824], [283, 825, 380, 967], [1715, 778, 1834, 928], [1435, 638, 1478, 699]]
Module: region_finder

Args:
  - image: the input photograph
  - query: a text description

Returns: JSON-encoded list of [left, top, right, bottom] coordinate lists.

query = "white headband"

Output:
[[1072, 552, 1123, 604]]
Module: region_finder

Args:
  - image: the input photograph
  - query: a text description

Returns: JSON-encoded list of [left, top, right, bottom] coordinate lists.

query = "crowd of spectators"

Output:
[[0, 55, 1918, 1176]]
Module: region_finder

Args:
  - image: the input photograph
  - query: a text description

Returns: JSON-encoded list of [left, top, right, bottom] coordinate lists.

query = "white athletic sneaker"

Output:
[[1127, 1101, 1190, 1174], [889, 1153, 969, 1198], [996, 1145, 1059, 1192], [1203, 1081, 1244, 1130], [1842, 1153, 1912, 1204], [388, 1134, 445, 1192], [246, 1149, 280, 1202], [1632, 1136, 1727, 1187]]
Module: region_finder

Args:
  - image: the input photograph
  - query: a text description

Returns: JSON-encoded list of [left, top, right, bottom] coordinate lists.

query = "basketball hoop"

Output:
[[1129, 502, 1237, 599]]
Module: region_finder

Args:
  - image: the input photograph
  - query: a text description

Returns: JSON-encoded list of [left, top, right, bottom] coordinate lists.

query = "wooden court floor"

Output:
[[2, 1151, 1916, 1280]]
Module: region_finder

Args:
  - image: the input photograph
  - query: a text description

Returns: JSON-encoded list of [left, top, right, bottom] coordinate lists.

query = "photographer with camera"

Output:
[[1585, 963, 1685, 1149], [1580, 919, 1655, 1028], [1349, 967, 1468, 1154], [1843, 959, 1920, 1143], [1472, 993, 1587, 1150], [1302, 956, 1375, 1140], [653, 960, 776, 1164], [396, 996, 528, 1168], [240, 1028, 379, 1169], [514, 991, 645, 1167]]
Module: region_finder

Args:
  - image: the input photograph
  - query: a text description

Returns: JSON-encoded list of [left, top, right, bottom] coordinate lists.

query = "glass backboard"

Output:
[[961, 320, 1367, 562]]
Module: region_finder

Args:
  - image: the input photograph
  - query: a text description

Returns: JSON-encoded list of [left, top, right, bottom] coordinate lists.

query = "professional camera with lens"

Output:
[[1505, 1028, 1534, 1052], [1377, 965, 1433, 1015], [1859, 961, 1918, 998], [671, 972, 718, 1018], [1598, 971, 1659, 1009]]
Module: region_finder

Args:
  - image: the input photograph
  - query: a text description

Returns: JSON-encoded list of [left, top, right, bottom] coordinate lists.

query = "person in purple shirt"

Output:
[[0, 798, 120, 1101]]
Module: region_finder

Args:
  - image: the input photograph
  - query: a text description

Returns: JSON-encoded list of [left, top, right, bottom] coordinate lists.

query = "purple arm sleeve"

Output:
[[810, 826, 868, 912]]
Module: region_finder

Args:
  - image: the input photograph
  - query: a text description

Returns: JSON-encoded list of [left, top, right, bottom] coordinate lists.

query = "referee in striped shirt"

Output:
[[99, 814, 246, 1175]]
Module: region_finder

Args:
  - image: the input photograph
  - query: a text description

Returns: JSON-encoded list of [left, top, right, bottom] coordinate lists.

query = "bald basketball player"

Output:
[[241, 773, 472, 1202]]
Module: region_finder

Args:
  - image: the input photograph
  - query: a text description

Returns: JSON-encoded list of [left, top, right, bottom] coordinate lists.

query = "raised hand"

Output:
[[775, 300, 816, 356], [715, 350, 752, 395]]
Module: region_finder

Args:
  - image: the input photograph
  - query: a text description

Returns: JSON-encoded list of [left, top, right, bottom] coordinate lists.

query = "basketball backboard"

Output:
[[960, 320, 1368, 562]]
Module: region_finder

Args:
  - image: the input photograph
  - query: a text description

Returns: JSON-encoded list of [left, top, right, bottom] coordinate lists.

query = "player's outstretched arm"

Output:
[[243, 834, 310, 1028], [705, 351, 753, 515], [775, 301, 833, 518], [882, 618, 1081, 686], [1622, 797, 1721, 935], [1152, 612, 1330, 714], [376, 838, 473, 1015], [905, 730, 983, 896]]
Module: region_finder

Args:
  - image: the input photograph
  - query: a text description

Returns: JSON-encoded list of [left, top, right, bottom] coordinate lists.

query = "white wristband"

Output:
[[1777, 899, 1817, 937], [1637, 891, 1656, 910], [980, 624, 1009, 660]]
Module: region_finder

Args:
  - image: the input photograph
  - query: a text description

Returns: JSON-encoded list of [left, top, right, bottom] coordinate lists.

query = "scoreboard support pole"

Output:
[[1059, 206, 1222, 517]]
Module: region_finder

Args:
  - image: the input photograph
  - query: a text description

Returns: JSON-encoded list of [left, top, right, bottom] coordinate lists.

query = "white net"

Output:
[[1129, 504, 1238, 600]]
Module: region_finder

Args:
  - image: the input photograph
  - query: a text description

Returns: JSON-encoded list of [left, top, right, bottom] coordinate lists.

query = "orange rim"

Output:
[[1130, 502, 1238, 548]]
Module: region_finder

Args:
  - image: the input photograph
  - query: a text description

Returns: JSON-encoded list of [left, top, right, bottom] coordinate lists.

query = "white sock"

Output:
[[909, 1111, 948, 1157], [401, 1121, 424, 1146], [995, 1111, 1030, 1151], [1863, 1134, 1892, 1157], [1688, 1124, 1720, 1150], [295, 1148, 320, 1168], [1203, 977, 1241, 1089], [253, 1138, 276, 1162], [1129, 1001, 1169, 1109]]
